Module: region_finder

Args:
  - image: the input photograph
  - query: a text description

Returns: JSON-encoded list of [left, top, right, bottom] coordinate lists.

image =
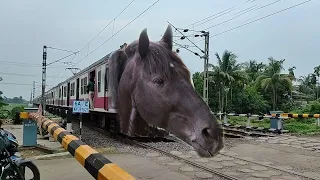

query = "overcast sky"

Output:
[[0, 0, 319, 100]]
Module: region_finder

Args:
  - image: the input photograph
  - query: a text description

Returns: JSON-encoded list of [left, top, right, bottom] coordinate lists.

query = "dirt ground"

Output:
[[224, 136, 320, 179]]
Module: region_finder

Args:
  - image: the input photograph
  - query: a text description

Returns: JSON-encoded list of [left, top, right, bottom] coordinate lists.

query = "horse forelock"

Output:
[[126, 40, 190, 80]]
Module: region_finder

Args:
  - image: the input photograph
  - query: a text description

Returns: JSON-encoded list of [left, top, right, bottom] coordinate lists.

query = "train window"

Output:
[[72, 82, 75, 96], [81, 79, 84, 95], [105, 68, 108, 91], [84, 77, 88, 94], [64, 86, 67, 97], [59, 88, 61, 97], [98, 70, 101, 93], [70, 83, 73, 96]]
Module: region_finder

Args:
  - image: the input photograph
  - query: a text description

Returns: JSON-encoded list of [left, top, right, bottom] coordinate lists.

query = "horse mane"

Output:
[[107, 49, 128, 109], [132, 40, 191, 80]]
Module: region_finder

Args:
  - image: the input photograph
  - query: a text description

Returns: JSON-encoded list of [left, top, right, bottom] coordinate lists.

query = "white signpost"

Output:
[[72, 101, 90, 140]]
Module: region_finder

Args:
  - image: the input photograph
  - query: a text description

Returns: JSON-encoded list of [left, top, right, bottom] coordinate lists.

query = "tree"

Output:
[[231, 85, 269, 114], [0, 91, 6, 108], [288, 66, 296, 81], [298, 74, 315, 98], [209, 50, 247, 112], [255, 57, 292, 110], [192, 72, 203, 96], [288, 66, 296, 101], [244, 60, 266, 84], [314, 65, 320, 100]]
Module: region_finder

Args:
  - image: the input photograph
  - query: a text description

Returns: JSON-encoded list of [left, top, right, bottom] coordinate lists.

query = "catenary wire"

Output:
[[184, 0, 312, 46]]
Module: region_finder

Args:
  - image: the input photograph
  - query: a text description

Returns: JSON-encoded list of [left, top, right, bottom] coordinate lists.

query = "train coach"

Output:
[[33, 49, 168, 138]]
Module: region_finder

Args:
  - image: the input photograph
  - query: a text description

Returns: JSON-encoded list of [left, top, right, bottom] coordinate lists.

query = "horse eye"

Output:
[[153, 78, 164, 85]]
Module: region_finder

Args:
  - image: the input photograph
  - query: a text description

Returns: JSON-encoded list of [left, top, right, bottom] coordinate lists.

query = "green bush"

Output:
[[0, 108, 9, 119], [10, 106, 25, 124]]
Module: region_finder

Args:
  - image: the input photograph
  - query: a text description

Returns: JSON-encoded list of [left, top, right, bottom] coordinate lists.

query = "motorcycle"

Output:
[[0, 128, 40, 180]]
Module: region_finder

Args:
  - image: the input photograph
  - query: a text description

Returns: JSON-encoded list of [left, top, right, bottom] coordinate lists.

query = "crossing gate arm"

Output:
[[29, 113, 135, 180], [215, 112, 320, 119]]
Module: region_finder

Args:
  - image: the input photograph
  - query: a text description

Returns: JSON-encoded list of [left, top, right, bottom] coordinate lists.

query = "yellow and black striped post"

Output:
[[29, 113, 135, 180]]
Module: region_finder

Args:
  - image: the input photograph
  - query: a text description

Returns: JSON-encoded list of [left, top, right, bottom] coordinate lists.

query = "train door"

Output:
[[61, 87, 63, 106], [76, 78, 80, 100], [89, 70, 96, 107], [104, 67, 108, 110], [51, 92, 54, 105], [67, 82, 70, 106]]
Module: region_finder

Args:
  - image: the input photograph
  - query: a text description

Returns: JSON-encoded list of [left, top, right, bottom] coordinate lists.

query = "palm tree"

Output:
[[298, 74, 315, 97], [288, 66, 296, 101], [255, 57, 292, 110], [209, 50, 247, 112], [314, 65, 320, 99], [311, 73, 317, 99]]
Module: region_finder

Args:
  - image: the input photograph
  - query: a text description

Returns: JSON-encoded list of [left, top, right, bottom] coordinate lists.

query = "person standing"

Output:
[[87, 77, 95, 109]]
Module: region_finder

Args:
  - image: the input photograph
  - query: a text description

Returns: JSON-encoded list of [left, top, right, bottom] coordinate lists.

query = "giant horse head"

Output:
[[107, 25, 224, 157]]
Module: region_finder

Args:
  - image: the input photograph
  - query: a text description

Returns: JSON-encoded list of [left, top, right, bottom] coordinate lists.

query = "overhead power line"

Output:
[[183, 0, 254, 29], [203, 0, 282, 31], [0, 61, 66, 68], [47, 53, 76, 66], [70, 0, 160, 68], [194, 4, 258, 28], [0, 72, 63, 78], [46, 46, 78, 54], [169, 21, 205, 54], [0, 82, 53, 87], [173, 41, 202, 58], [76, 0, 135, 53], [174, 0, 280, 40], [210, 0, 312, 38], [54, 0, 140, 79], [185, 0, 312, 45]]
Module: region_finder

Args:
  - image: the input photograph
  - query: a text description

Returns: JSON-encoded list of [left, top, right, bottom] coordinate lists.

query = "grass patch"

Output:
[[4, 103, 27, 111], [225, 116, 320, 135], [227, 116, 270, 128], [284, 119, 320, 135]]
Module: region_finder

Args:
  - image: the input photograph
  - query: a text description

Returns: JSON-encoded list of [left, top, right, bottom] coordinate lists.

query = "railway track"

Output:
[[80, 121, 239, 180], [132, 140, 239, 180], [76, 120, 317, 180]]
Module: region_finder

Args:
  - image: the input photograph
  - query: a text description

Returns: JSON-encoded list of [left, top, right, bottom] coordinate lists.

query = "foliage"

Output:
[[230, 85, 269, 114], [191, 49, 320, 134], [0, 91, 9, 119], [3, 96, 28, 104], [10, 106, 25, 124]]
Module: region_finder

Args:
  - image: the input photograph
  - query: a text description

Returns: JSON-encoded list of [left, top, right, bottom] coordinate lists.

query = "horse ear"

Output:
[[161, 25, 173, 50], [138, 28, 149, 59]]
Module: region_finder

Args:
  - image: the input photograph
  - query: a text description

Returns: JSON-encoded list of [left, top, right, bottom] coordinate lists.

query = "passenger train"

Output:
[[33, 47, 168, 138]]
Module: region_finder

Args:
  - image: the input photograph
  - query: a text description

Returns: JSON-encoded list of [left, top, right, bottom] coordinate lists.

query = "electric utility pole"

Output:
[[33, 81, 35, 103], [29, 90, 32, 104], [42, 46, 47, 116], [202, 32, 209, 105]]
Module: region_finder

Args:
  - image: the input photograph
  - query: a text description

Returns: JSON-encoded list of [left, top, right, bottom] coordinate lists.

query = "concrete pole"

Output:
[[202, 32, 209, 105], [42, 46, 47, 116]]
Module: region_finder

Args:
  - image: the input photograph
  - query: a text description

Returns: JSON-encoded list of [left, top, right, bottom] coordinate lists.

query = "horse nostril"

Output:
[[202, 128, 213, 138]]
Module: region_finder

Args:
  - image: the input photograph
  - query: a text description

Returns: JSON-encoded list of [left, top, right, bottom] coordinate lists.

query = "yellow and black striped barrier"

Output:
[[270, 113, 320, 118], [28, 112, 135, 180], [215, 112, 320, 119]]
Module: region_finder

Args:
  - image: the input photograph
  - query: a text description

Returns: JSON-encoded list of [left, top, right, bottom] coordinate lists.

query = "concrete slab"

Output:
[[3, 124, 64, 150], [34, 154, 193, 180]]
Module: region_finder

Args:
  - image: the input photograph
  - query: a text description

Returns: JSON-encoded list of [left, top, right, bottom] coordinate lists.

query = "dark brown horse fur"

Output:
[[107, 25, 224, 158]]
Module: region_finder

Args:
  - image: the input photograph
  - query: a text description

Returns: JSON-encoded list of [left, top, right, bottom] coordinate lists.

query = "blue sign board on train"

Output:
[[73, 101, 89, 113]]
